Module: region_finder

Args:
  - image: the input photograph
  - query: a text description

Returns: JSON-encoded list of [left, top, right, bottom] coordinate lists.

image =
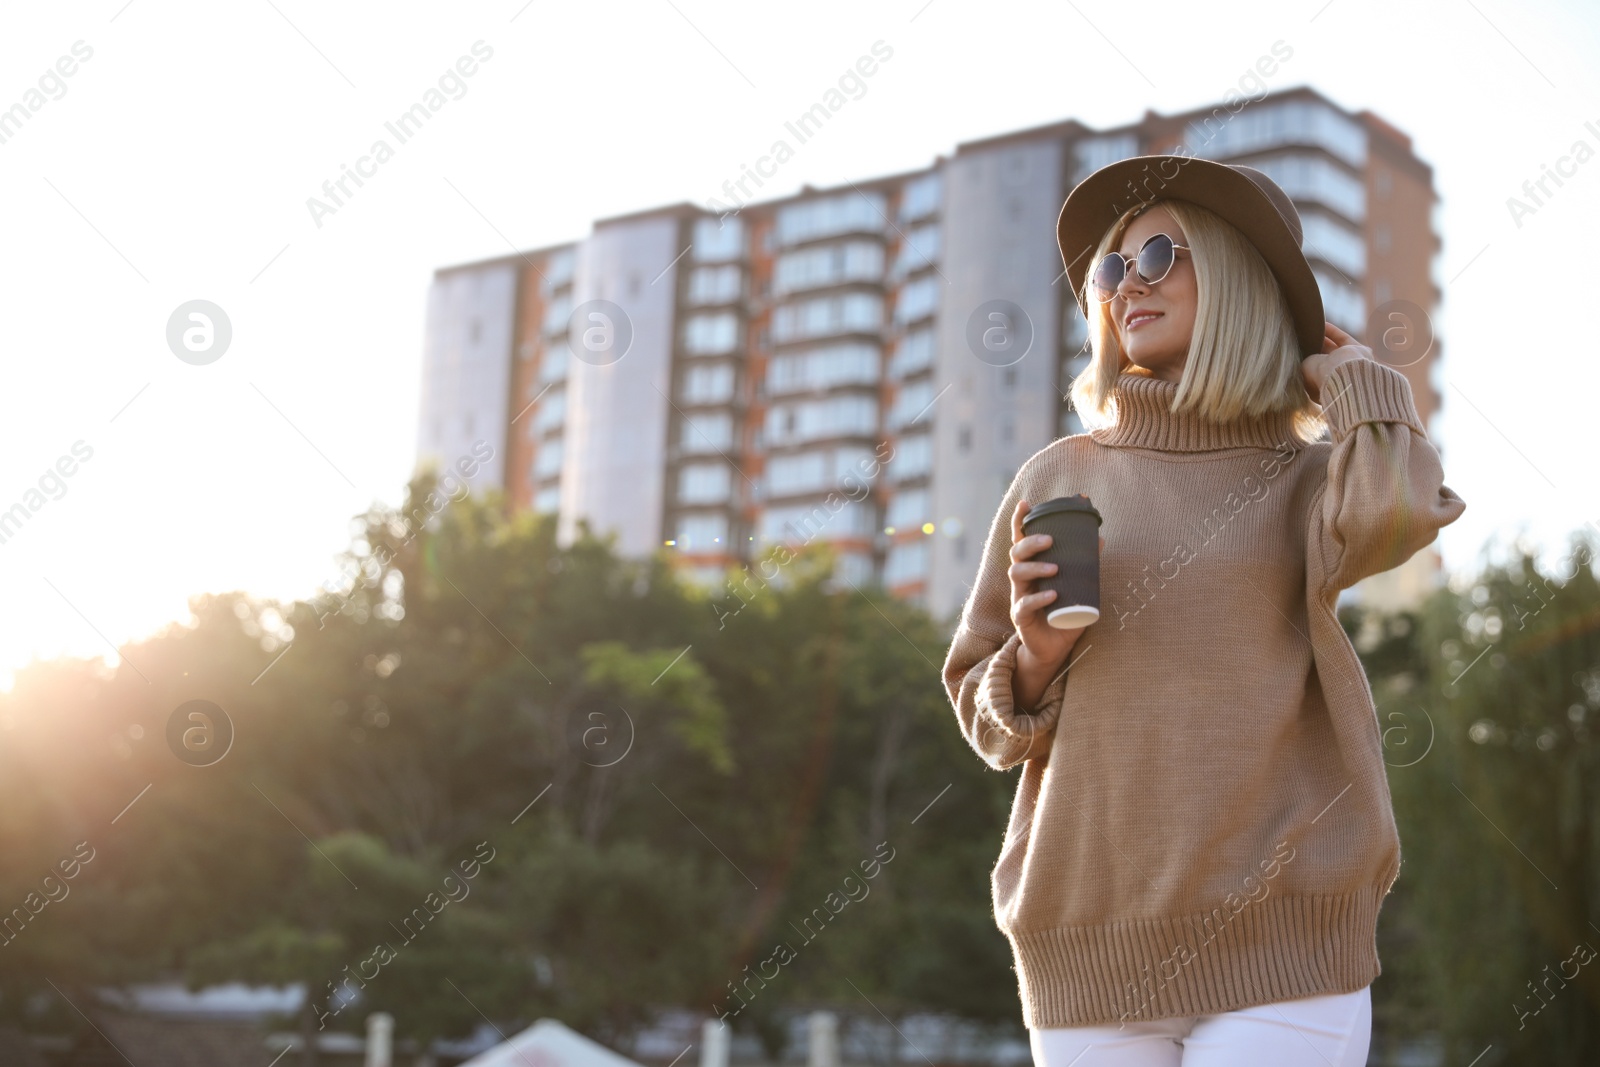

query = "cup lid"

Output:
[[1022, 494, 1102, 526]]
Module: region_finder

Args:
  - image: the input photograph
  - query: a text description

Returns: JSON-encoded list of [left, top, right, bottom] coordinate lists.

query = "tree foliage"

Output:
[[1367, 530, 1600, 1063], [0, 474, 1016, 1053], [2, 474, 1596, 1062]]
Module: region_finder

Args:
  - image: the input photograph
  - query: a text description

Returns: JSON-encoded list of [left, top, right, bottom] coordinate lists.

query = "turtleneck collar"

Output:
[[1089, 371, 1300, 453]]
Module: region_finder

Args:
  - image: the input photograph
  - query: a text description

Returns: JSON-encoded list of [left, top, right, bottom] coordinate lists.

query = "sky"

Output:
[[1, 0, 1597, 684]]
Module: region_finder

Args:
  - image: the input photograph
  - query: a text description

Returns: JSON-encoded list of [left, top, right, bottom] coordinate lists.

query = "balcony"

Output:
[[774, 192, 887, 248]]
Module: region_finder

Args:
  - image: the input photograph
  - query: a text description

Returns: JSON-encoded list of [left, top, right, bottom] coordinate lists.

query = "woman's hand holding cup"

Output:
[[1008, 498, 1101, 710]]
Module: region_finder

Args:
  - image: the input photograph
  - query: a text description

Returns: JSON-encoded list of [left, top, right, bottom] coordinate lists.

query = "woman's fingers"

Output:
[[1322, 321, 1345, 354], [1011, 498, 1030, 544], [1008, 501, 1103, 645], [1009, 560, 1058, 583], [1008, 551, 1055, 604], [1012, 588, 1057, 626], [1010, 532, 1052, 561]]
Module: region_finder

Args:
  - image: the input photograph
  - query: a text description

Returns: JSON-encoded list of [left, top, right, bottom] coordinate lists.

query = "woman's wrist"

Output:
[[1013, 638, 1073, 712], [1019, 636, 1073, 672]]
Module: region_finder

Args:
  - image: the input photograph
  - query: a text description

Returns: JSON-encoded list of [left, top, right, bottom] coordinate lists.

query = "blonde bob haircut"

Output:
[[1068, 198, 1326, 446]]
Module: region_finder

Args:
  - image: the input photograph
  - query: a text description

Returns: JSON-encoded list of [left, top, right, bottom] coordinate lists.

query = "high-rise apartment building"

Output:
[[415, 85, 1446, 628]]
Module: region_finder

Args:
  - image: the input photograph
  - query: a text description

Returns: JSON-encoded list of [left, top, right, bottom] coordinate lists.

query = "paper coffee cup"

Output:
[[1020, 495, 1103, 629]]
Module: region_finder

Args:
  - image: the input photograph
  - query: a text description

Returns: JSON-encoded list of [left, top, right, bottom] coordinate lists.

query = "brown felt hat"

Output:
[[1056, 153, 1326, 358]]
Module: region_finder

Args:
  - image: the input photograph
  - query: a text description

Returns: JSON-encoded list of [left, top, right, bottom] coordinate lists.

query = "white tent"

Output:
[[457, 1018, 650, 1067]]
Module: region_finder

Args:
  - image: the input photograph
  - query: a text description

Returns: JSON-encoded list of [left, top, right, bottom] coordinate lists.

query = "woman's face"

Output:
[[1107, 205, 1197, 383]]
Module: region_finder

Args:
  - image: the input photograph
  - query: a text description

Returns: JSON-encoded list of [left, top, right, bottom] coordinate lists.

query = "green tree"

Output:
[[1369, 531, 1600, 1063], [0, 469, 1031, 1060]]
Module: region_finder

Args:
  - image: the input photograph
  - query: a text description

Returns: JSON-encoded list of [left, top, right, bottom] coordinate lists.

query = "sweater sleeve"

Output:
[[942, 460, 1072, 771], [1311, 357, 1467, 596]]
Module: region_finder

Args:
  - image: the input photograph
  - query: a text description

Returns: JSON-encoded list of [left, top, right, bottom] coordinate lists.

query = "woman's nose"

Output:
[[1116, 262, 1148, 299]]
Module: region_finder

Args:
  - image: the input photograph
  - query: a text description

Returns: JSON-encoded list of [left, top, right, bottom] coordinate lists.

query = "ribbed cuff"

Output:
[[1007, 886, 1383, 1028], [980, 631, 1071, 738], [1319, 358, 1425, 439]]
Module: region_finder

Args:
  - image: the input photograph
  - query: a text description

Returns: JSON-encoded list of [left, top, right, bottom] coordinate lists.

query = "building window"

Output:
[[675, 511, 728, 551], [898, 173, 942, 223], [771, 293, 884, 343], [1247, 152, 1366, 223], [775, 193, 887, 246], [683, 312, 741, 355], [682, 362, 736, 404], [693, 216, 745, 262], [764, 395, 878, 446], [542, 248, 576, 292], [534, 388, 566, 431], [1072, 134, 1139, 185], [774, 241, 885, 295], [534, 485, 560, 513], [895, 277, 940, 325], [764, 446, 876, 498], [539, 341, 570, 383], [767, 342, 880, 394], [679, 463, 732, 504], [1181, 98, 1366, 169], [886, 488, 930, 530], [534, 438, 564, 478], [542, 295, 573, 336], [758, 499, 875, 544], [680, 412, 734, 453], [766, 452, 828, 497], [885, 541, 929, 585], [891, 329, 936, 378], [1302, 210, 1366, 276], [688, 264, 743, 304], [889, 379, 937, 430], [891, 224, 940, 279], [890, 434, 932, 481]]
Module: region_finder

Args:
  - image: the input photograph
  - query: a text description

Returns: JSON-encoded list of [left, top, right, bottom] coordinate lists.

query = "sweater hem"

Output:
[[1005, 885, 1383, 1028]]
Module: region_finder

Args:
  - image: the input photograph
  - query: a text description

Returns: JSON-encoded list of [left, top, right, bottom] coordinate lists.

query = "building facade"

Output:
[[415, 85, 1447, 627]]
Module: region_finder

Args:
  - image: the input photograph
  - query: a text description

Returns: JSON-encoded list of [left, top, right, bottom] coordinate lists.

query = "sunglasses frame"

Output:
[[1090, 232, 1191, 303]]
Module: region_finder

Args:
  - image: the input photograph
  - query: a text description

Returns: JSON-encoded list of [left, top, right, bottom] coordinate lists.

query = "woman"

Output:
[[941, 155, 1466, 1066]]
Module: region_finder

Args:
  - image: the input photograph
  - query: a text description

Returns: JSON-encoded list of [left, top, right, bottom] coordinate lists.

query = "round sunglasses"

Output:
[[1090, 232, 1190, 303]]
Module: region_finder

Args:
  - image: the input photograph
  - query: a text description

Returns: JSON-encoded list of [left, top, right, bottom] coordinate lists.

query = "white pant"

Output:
[[1029, 985, 1371, 1067]]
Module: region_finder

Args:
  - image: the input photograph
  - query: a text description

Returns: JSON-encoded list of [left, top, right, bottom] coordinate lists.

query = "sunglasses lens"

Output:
[[1091, 254, 1124, 302], [1138, 233, 1175, 283], [1090, 234, 1180, 302]]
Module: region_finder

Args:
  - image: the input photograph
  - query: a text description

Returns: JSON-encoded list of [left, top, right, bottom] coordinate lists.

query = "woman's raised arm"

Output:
[[1307, 342, 1467, 597]]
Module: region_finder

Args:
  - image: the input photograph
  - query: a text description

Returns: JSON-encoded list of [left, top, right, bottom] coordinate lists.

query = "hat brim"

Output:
[[1057, 154, 1326, 359]]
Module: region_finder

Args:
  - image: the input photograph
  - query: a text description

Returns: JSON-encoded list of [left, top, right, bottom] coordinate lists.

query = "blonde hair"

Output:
[[1068, 198, 1325, 444]]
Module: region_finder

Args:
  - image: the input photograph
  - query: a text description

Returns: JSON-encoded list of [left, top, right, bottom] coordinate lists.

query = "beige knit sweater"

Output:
[[942, 357, 1466, 1029]]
